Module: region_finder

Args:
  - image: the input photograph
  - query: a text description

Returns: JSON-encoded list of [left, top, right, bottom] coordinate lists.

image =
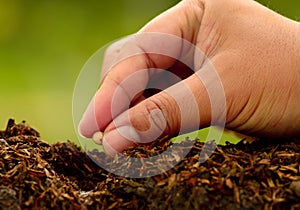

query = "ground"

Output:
[[0, 119, 299, 210]]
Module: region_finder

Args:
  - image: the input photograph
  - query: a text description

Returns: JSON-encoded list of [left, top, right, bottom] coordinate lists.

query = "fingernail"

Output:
[[115, 125, 141, 143], [102, 125, 139, 156]]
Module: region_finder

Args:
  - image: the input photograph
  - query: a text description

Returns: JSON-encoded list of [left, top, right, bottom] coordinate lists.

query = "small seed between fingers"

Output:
[[92, 131, 103, 144]]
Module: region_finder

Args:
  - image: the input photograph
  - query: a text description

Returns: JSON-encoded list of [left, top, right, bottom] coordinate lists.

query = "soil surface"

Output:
[[0, 119, 300, 210]]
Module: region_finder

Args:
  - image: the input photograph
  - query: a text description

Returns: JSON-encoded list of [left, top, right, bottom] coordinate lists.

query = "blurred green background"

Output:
[[0, 0, 299, 144]]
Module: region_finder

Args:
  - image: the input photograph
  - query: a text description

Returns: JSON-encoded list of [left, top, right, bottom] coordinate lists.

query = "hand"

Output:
[[79, 0, 300, 155]]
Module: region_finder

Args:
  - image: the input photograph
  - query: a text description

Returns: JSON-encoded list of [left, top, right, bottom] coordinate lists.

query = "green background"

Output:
[[0, 0, 299, 144]]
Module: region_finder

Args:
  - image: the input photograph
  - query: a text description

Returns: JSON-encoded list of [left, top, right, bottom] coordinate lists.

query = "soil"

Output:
[[0, 119, 299, 210]]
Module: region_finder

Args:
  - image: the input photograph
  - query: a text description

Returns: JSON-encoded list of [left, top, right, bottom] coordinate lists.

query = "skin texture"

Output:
[[79, 0, 300, 155]]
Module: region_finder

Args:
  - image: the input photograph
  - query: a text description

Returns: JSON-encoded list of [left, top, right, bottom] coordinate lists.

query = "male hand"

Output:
[[79, 0, 300, 155]]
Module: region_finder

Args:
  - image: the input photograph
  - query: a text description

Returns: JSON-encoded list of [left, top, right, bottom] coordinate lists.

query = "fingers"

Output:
[[78, 54, 150, 138], [78, 0, 205, 139], [101, 64, 227, 155], [78, 35, 192, 138]]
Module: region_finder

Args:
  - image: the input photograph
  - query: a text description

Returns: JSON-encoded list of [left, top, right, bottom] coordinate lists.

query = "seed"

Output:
[[92, 131, 103, 144]]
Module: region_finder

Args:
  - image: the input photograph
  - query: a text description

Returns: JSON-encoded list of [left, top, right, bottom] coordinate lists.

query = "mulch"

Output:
[[0, 119, 299, 210]]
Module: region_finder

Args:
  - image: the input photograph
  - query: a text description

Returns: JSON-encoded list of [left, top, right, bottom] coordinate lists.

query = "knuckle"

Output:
[[102, 38, 129, 78], [145, 93, 179, 135]]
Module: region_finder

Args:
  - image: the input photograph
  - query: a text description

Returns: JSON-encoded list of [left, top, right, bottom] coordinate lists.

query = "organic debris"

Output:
[[0, 119, 299, 209]]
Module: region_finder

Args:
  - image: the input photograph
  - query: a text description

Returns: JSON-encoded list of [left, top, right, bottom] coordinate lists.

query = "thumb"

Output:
[[78, 0, 204, 138], [78, 32, 189, 138], [101, 65, 227, 155]]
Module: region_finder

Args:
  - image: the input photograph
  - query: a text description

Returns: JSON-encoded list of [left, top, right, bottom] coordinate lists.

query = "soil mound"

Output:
[[0, 119, 299, 209]]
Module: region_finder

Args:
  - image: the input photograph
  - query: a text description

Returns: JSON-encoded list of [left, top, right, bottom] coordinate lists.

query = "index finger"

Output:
[[78, 33, 183, 138]]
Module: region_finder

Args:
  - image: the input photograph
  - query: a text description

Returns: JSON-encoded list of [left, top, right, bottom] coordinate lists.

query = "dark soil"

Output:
[[0, 119, 299, 210]]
